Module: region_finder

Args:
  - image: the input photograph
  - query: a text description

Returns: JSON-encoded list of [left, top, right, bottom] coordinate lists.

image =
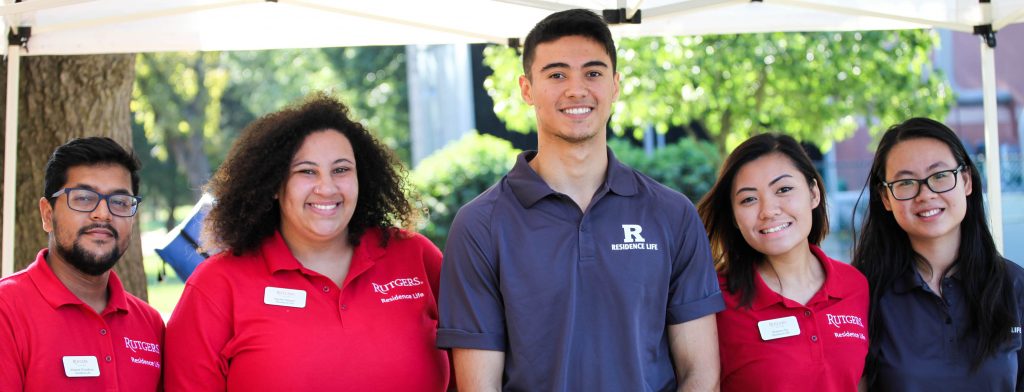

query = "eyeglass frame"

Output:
[[880, 164, 966, 201], [50, 187, 143, 217]]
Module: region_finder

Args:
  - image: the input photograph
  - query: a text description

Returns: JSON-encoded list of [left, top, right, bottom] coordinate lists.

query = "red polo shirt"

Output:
[[717, 245, 869, 392], [164, 228, 449, 391], [0, 249, 165, 392]]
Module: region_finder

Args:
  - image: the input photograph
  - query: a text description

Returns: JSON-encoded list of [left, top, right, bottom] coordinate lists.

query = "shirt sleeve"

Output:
[[666, 199, 724, 324], [0, 298, 24, 391], [164, 276, 232, 392], [436, 203, 507, 350]]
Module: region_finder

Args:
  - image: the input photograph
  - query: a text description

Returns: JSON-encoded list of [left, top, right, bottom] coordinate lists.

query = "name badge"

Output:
[[62, 356, 100, 377], [758, 316, 800, 341], [264, 287, 307, 308]]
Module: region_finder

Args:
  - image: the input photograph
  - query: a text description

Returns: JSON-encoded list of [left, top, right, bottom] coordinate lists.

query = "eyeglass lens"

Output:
[[66, 189, 138, 217], [890, 169, 958, 200]]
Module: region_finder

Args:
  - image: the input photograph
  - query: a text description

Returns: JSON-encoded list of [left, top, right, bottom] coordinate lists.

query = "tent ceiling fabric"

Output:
[[3, 0, 1024, 55]]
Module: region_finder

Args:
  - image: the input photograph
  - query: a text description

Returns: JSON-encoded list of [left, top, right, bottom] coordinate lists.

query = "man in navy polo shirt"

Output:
[[437, 9, 724, 391]]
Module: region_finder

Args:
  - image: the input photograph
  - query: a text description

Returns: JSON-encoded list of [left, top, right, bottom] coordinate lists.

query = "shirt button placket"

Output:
[[95, 317, 115, 373], [578, 217, 595, 260]]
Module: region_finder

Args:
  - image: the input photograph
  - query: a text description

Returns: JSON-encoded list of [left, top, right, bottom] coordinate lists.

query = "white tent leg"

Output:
[[2, 43, 20, 278], [981, 40, 1003, 253]]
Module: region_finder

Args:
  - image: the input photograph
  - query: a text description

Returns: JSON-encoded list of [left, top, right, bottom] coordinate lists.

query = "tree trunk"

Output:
[[0, 54, 147, 300]]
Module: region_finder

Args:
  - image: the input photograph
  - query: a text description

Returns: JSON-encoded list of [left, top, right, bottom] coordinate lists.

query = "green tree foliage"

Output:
[[608, 138, 721, 202], [322, 47, 410, 163], [484, 30, 952, 151], [133, 52, 227, 229], [411, 133, 519, 247], [217, 47, 410, 164], [131, 120, 190, 231]]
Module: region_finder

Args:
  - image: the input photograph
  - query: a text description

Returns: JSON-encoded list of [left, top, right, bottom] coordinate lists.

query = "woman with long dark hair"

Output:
[[699, 134, 868, 391], [853, 117, 1024, 390]]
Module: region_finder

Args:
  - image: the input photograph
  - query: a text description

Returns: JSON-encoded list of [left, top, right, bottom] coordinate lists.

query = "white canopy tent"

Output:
[[3, 0, 1024, 277]]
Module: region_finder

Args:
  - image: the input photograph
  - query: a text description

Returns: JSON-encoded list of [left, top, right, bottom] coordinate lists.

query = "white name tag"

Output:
[[62, 356, 100, 377], [264, 287, 307, 308], [758, 316, 801, 341]]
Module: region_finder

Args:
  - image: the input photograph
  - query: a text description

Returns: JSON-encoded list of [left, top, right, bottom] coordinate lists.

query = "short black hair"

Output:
[[44, 137, 141, 203], [522, 9, 616, 78]]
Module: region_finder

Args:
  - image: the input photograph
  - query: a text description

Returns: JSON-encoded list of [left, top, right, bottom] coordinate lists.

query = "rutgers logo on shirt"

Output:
[[610, 224, 660, 251], [826, 313, 867, 341], [124, 337, 161, 369], [373, 276, 426, 304]]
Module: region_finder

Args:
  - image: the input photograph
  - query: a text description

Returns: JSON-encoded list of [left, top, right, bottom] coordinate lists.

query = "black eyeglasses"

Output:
[[51, 187, 142, 217], [881, 165, 965, 201]]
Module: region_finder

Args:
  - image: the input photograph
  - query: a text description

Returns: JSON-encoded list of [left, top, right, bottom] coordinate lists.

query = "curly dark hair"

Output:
[[204, 92, 416, 255]]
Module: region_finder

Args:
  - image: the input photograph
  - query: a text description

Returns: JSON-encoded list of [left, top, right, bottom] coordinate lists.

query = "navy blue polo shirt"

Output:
[[871, 259, 1024, 391], [437, 149, 724, 391]]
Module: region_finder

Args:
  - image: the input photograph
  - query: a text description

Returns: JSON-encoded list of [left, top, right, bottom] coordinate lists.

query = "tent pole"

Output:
[[2, 42, 21, 277], [980, 38, 1003, 253]]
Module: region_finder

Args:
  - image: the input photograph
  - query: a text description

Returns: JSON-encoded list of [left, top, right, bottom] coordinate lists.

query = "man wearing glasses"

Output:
[[0, 137, 163, 391]]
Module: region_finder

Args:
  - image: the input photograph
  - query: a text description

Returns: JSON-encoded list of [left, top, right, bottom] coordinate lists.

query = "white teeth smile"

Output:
[[562, 107, 591, 115], [760, 223, 790, 234], [310, 203, 338, 211], [919, 208, 941, 217]]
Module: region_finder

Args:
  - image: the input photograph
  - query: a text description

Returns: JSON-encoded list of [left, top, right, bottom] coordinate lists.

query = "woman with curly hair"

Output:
[[853, 117, 1024, 390], [698, 134, 868, 391], [164, 93, 449, 391]]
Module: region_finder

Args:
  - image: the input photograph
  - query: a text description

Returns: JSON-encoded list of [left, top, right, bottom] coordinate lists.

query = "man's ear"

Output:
[[39, 197, 54, 233], [519, 74, 534, 105], [612, 71, 621, 101]]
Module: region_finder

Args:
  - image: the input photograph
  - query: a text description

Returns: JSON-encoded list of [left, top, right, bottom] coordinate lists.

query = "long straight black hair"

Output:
[[852, 117, 1014, 378], [698, 133, 828, 307]]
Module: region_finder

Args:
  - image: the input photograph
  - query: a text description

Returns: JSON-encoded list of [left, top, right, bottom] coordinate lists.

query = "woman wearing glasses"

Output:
[[698, 134, 868, 391], [853, 117, 1024, 390], [164, 93, 449, 391]]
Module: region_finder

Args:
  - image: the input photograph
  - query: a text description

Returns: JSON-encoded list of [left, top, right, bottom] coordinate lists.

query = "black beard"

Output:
[[53, 223, 123, 276]]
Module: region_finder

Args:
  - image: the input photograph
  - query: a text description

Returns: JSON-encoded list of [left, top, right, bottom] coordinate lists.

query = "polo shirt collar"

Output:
[[263, 231, 305, 274], [508, 148, 638, 208], [749, 244, 847, 310], [891, 264, 960, 294], [263, 229, 385, 276], [27, 248, 130, 315], [892, 265, 922, 294]]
